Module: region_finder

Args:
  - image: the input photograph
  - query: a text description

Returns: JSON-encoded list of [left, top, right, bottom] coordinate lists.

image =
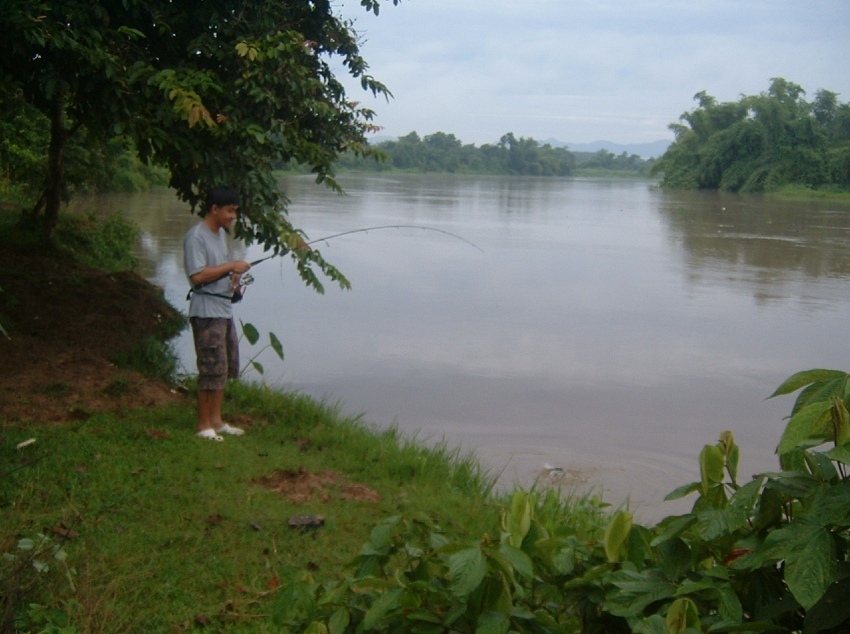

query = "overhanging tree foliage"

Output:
[[652, 78, 850, 193], [2, 0, 400, 291]]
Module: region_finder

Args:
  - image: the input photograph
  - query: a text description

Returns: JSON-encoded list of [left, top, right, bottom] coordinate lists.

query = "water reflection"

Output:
[[71, 176, 850, 522], [659, 191, 850, 302]]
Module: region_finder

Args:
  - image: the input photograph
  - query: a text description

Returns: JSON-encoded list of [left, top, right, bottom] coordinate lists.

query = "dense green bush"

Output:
[[279, 369, 850, 633], [0, 95, 168, 206]]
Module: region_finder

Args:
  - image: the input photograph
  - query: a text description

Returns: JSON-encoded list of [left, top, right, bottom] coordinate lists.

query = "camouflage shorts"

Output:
[[190, 317, 239, 390]]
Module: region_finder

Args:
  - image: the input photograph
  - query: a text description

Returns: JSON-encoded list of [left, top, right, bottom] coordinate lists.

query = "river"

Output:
[[82, 174, 850, 522]]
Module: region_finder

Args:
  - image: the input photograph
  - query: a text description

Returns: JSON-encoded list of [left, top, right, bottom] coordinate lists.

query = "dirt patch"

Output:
[[253, 467, 382, 503], [0, 240, 187, 423]]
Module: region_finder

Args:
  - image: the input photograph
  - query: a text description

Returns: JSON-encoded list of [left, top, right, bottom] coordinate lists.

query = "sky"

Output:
[[335, 0, 850, 146]]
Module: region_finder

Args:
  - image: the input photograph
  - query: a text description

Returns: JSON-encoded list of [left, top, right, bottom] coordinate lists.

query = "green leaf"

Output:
[[250, 360, 264, 375], [241, 320, 260, 345], [626, 525, 654, 566], [664, 482, 700, 502], [604, 510, 632, 563], [497, 543, 534, 579], [651, 515, 697, 547], [505, 491, 531, 547], [362, 587, 403, 630], [718, 431, 739, 483], [806, 480, 850, 525], [272, 580, 316, 625], [269, 332, 284, 360], [666, 598, 701, 634], [604, 569, 676, 617], [776, 400, 832, 454], [831, 396, 850, 446], [804, 578, 850, 634], [762, 470, 820, 500], [725, 477, 762, 531], [328, 608, 350, 634], [654, 537, 692, 581], [803, 450, 838, 481], [700, 444, 725, 494], [769, 369, 847, 398], [475, 610, 510, 634], [824, 442, 850, 465], [448, 547, 487, 597], [633, 615, 668, 634], [715, 584, 744, 623], [785, 527, 836, 610], [697, 508, 729, 541]]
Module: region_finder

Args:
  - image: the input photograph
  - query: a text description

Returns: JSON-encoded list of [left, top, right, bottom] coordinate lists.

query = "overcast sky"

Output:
[[337, 0, 850, 146]]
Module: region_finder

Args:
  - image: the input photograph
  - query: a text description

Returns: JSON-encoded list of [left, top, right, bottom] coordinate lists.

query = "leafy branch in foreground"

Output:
[[277, 369, 850, 633], [2, 0, 400, 291]]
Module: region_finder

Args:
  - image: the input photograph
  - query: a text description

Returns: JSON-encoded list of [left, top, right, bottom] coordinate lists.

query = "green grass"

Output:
[[1, 382, 529, 632], [769, 184, 850, 201]]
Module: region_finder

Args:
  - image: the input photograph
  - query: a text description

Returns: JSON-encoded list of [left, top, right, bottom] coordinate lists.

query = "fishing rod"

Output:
[[188, 224, 483, 302]]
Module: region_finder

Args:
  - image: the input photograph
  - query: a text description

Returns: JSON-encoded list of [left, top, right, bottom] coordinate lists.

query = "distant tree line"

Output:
[[336, 132, 655, 177], [337, 131, 575, 176], [652, 78, 850, 192], [572, 148, 656, 176]]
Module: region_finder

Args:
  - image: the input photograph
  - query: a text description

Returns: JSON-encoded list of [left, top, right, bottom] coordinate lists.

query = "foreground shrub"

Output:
[[282, 369, 850, 633]]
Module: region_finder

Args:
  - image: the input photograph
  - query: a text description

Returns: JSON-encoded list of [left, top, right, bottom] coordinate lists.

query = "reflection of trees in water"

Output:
[[658, 192, 850, 290], [67, 189, 248, 281]]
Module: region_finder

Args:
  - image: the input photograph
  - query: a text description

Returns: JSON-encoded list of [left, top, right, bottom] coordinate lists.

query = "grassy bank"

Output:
[[2, 382, 512, 632], [769, 184, 850, 202], [5, 206, 849, 633], [0, 206, 521, 630]]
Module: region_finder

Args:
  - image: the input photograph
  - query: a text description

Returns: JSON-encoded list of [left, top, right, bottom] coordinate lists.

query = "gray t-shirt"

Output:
[[183, 222, 233, 318]]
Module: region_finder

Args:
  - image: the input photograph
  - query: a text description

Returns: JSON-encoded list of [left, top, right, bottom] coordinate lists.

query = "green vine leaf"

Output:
[[785, 526, 836, 610], [666, 597, 701, 634], [604, 510, 632, 563], [776, 400, 832, 454], [241, 321, 260, 345], [269, 332, 284, 360], [768, 369, 847, 398], [362, 587, 403, 630], [699, 444, 724, 494], [448, 547, 487, 597]]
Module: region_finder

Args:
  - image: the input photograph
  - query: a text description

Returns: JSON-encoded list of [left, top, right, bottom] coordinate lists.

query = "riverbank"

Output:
[[0, 211, 600, 631], [4, 204, 846, 633]]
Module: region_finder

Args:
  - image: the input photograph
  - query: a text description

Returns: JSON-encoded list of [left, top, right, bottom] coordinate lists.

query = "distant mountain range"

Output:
[[545, 138, 671, 158], [368, 135, 672, 159]]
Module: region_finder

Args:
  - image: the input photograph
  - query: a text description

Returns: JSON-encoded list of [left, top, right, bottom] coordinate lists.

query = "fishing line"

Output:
[[188, 223, 483, 301], [250, 224, 483, 266]]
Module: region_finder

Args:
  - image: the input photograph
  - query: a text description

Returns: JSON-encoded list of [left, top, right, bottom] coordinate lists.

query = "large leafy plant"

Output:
[[275, 369, 850, 633]]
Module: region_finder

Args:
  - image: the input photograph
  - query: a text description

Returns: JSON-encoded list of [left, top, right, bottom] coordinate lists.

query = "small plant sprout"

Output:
[[238, 320, 284, 378]]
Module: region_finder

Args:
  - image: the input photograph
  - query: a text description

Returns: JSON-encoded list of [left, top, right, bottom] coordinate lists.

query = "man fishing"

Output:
[[183, 186, 252, 441]]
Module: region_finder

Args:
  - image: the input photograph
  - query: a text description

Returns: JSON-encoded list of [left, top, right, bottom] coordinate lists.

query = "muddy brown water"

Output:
[[77, 175, 850, 522]]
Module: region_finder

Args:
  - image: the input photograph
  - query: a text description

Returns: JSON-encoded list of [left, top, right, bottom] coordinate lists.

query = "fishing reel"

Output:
[[231, 272, 255, 303]]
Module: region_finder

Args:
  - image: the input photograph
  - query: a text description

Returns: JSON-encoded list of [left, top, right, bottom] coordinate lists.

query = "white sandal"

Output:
[[217, 423, 244, 436], [197, 428, 224, 442]]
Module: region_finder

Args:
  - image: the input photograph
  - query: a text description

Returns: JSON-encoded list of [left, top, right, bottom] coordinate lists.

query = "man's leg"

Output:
[[213, 318, 244, 435], [192, 317, 229, 439], [197, 388, 225, 433]]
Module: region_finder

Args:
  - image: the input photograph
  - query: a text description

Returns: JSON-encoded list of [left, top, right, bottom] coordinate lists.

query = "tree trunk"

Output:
[[42, 86, 68, 241]]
